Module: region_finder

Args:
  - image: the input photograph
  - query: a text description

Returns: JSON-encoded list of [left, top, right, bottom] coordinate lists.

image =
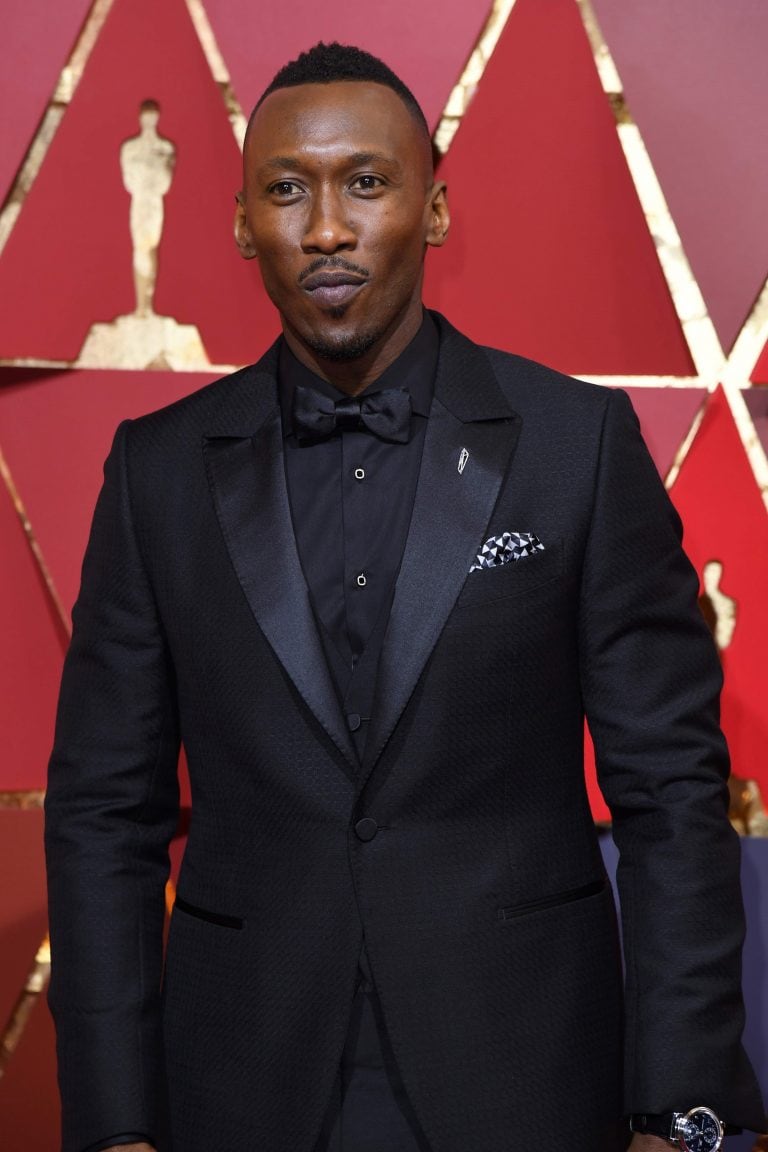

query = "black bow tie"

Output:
[[292, 383, 412, 445]]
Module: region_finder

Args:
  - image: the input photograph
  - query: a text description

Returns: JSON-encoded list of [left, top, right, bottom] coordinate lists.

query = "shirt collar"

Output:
[[279, 310, 439, 438]]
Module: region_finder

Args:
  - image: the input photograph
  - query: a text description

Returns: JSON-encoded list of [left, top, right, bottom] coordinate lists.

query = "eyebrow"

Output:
[[259, 151, 399, 174], [345, 152, 398, 168], [260, 156, 303, 173]]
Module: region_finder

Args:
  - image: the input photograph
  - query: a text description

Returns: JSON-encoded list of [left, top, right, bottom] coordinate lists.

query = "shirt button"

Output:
[[354, 467, 365, 480], [347, 713, 362, 732], [355, 817, 378, 842], [356, 572, 367, 587]]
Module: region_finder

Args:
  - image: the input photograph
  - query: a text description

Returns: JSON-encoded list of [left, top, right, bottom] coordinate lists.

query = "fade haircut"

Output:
[[250, 41, 431, 143]]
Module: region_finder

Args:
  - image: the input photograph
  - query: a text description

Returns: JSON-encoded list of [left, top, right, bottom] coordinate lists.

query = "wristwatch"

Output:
[[630, 1107, 724, 1151]]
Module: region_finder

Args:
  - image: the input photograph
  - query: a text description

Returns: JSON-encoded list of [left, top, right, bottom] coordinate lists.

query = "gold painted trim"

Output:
[[0, 357, 73, 371], [576, 0, 725, 386], [723, 274, 768, 387], [721, 383, 768, 513], [0, 935, 51, 1080], [662, 392, 710, 491], [0, 0, 116, 259], [0, 356, 239, 375], [0, 445, 70, 635], [432, 0, 520, 156], [0, 791, 45, 810], [184, 0, 248, 148]]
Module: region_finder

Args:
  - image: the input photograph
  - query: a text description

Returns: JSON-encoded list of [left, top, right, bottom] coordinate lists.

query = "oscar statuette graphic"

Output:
[[77, 99, 210, 369]]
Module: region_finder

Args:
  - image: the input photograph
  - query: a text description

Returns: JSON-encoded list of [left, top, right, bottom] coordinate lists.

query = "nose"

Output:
[[301, 186, 356, 253]]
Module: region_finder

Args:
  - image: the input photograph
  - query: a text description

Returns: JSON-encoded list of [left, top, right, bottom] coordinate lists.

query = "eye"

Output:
[[268, 180, 303, 198], [350, 174, 385, 193]]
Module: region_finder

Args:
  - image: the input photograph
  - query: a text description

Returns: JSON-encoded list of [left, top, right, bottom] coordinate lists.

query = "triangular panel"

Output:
[[0, 483, 66, 790], [750, 342, 768, 385], [1, 0, 92, 207], [743, 388, 768, 459], [0, 967, 59, 1151], [0, 0, 278, 366], [622, 387, 706, 480], [0, 811, 48, 1040], [203, 0, 492, 134], [591, 0, 768, 354], [424, 0, 694, 376], [0, 367, 219, 616], [584, 728, 608, 825]]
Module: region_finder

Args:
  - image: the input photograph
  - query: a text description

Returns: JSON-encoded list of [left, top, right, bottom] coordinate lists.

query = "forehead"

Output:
[[245, 81, 423, 168]]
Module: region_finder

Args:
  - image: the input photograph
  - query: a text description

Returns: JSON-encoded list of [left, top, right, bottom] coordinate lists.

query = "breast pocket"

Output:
[[453, 537, 563, 610]]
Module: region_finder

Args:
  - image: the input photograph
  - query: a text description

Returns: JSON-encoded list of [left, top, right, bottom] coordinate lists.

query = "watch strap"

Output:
[[630, 1113, 676, 1140]]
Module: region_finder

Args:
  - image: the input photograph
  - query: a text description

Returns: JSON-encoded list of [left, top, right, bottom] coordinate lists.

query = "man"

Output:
[[45, 42, 765, 1152]]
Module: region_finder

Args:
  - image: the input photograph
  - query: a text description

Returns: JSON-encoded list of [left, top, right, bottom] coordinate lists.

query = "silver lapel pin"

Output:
[[458, 447, 469, 474]]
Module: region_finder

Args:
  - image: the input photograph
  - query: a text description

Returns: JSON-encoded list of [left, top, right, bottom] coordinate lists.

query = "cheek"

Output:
[[249, 209, 304, 262], [249, 237, 301, 297], [365, 205, 424, 254], [373, 226, 426, 292]]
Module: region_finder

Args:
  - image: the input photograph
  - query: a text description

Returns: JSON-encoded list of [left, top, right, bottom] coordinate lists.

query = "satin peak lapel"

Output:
[[203, 363, 358, 777], [360, 318, 521, 786]]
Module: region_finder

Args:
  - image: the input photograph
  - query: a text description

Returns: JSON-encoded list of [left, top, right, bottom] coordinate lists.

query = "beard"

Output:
[[300, 308, 387, 362]]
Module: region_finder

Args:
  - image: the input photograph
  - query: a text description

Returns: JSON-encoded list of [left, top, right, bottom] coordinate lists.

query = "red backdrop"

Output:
[[1, 2, 767, 1145]]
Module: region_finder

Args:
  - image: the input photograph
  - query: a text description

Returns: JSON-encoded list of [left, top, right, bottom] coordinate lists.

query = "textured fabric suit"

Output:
[[45, 313, 765, 1152]]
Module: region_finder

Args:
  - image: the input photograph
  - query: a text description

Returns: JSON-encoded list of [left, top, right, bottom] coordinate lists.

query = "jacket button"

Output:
[[354, 817, 378, 842], [346, 712, 361, 732]]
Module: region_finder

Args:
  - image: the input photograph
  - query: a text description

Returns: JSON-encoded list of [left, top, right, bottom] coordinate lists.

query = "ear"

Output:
[[425, 181, 449, 248], [234, 193, 258, 260]]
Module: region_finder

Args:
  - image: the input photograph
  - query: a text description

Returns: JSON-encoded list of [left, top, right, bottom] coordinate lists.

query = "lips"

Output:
[[300, 270, 367, 307]]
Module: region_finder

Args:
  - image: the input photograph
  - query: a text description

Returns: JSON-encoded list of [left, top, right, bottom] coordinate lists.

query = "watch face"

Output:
[[678, 1109, 722, 1152]]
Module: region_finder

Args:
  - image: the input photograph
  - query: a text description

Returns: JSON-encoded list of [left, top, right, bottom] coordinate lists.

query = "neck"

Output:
[[282, 301, 424, 396]]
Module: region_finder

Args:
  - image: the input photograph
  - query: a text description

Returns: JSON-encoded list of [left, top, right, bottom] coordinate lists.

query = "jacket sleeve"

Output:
[[45, 419, 180, 1152], [578, 387, 765, 1131]]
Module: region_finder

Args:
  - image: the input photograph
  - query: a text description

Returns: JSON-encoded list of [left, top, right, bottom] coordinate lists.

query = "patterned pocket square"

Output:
[[469, 531, 545, 572]]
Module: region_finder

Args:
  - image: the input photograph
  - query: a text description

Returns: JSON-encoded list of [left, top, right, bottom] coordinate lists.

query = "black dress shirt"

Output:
[[279, 312, 438, 725]]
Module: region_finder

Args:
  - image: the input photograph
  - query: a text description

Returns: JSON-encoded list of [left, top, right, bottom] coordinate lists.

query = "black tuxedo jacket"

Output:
[[45, 313, 764, 1152]]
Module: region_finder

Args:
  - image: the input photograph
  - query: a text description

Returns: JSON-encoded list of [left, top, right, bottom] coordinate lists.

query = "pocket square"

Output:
[[469, 531, 544, 572]]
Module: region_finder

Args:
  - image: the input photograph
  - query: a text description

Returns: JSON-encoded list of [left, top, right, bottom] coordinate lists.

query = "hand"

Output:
[[629, 1137, 674, 1150]]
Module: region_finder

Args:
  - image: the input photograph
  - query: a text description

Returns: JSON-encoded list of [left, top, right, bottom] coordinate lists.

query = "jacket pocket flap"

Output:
[[455, 537, 563, 610]]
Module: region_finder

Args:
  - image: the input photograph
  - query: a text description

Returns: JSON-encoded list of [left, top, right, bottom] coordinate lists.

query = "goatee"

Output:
[[303, 321, 383, 363]]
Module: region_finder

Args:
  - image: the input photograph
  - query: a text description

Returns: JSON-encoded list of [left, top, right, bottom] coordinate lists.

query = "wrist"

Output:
[[630, 1108, 726, 1150]]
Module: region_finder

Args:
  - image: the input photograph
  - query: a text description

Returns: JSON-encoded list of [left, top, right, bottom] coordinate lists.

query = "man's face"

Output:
[[235, 81, 448, 364]]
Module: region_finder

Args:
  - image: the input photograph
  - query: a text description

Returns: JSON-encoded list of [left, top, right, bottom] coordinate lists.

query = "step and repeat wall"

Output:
[[1, 0, 767, 1146]]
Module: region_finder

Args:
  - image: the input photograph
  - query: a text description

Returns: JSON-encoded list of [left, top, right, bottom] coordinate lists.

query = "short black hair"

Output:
[[251, 41, 430, 141]]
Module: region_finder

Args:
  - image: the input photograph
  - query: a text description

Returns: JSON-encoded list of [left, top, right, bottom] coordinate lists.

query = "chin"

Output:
[[302, 318, 384, 363]]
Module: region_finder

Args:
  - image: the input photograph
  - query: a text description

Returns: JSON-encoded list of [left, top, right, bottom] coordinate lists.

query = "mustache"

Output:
[[298, 256, 370, 284]]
